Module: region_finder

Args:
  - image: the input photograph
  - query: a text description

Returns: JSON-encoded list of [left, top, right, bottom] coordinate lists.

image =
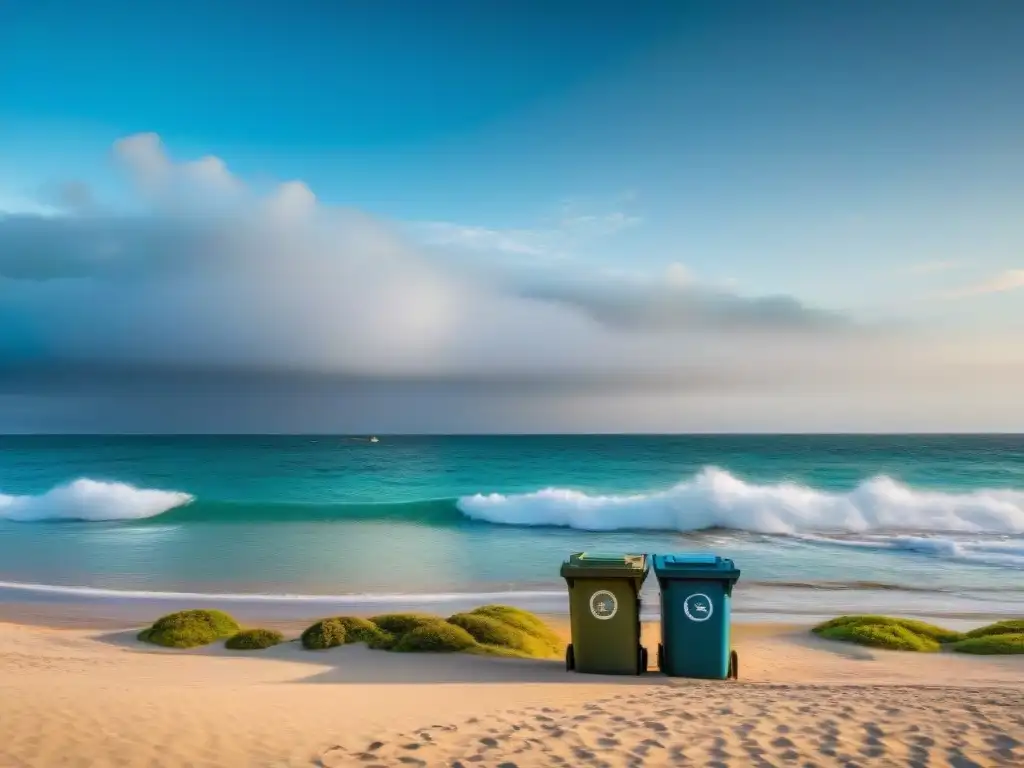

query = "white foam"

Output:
[[0, 579, 563, 605], [0, 479, 193, 522], [457, 467, 1024, 535], [797, 534, 1024, 568], [1, 579, 1019, 625]]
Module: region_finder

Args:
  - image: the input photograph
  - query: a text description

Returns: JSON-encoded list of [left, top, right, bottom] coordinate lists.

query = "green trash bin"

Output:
[[652, 553, 741, 679], [560, 552, 649, 675]]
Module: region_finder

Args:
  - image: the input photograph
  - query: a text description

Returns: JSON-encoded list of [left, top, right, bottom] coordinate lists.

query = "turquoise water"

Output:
[[1, 435, 1022, 619]]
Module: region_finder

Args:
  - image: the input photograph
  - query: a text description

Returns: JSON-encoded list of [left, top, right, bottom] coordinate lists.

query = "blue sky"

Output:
[[1, 1, 1023, 431]]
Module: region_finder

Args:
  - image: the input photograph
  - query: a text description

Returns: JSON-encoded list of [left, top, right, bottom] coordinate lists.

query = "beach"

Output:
[[1, 607, 1021, 767], [2, 435, 1022, 765], [7, 3, 1024, 764]]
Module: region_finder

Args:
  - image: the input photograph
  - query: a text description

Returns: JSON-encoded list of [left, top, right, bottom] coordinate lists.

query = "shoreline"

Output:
[[2, 578, 1020, 632]]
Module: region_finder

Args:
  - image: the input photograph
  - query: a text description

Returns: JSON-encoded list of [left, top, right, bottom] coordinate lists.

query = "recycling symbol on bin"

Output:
[[589, 590, 618, 620], [683, 593, 714, 622]]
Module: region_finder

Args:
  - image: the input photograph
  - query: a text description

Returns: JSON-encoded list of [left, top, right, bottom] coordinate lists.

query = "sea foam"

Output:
[[795, 533, 1024, 568], [0, 479, 194, 522], [456, 467, 1024, 535]]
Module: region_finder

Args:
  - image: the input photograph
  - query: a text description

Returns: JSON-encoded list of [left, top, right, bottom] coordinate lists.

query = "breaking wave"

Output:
[[0, 479, 194, 522], [5, 468, 1024, 562], [456, 467, 1024, 535]]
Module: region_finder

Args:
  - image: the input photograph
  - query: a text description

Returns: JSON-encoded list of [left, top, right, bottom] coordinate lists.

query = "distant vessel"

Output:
[[347, 436, 380, 443], [369, 436, 379, 443]]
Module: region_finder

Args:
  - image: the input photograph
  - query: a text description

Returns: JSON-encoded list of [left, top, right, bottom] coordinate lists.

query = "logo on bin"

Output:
[[589, 590, 618, 620], [683, 593, 714, 622]]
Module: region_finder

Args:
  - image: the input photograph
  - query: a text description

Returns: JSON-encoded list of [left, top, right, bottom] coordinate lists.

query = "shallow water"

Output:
[[1, 435, 1021, 617]]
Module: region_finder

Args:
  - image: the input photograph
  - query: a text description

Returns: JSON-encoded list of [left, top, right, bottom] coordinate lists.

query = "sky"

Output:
[[1, 0, 1023, 433]]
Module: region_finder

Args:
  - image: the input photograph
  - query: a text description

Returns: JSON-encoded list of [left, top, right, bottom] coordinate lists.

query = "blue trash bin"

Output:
[[652, 553, 741, 679]]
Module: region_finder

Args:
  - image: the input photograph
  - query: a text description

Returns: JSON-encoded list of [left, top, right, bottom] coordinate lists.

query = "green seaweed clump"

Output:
[[447, 612, 555, 658], [814, 614, 962, 644], [300, 616, 396, 650], [449, 613, 526, 647], [962, 619, 1024, 639], [369, 613, 439, 636], [814, 615, 1024, 655], [301, 618, 347, 650], [332, 616, 394, 647], [953, 633, 1024, 655], [225, 628, 284, 650], [468, 605, 563, 655], [138, 609, 241, 649], [812, 615, 948, 652], [300, 606, 562, 658], [392, 620, 477, 653]]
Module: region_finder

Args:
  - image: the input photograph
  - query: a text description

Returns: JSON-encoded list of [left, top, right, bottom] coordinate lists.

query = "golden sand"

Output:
[[0, 615, 1020, 766]]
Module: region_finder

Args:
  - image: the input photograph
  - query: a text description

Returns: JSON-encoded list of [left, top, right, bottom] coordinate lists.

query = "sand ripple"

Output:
[[323, 684, 1024, 767]]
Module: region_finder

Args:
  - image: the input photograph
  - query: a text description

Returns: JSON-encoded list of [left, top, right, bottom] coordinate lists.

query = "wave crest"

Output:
[[456, 467, 1024, 535], [0, 479, 194, 522]]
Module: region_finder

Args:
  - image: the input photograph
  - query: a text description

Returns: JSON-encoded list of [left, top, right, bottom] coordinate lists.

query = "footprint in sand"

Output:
[[988, 733, 1020, 750], [946, 750, 983, 768]]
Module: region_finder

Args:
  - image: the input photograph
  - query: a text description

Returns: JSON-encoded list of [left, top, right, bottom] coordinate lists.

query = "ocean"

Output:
[[1, 435, 1022, 624]]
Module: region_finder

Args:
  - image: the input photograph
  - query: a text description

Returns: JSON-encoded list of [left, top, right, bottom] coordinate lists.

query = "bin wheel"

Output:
[[728, 650, 739, 680], [565, 643, 575, 672], [657, 643, 664, 672], [638, 645, 648, 675]]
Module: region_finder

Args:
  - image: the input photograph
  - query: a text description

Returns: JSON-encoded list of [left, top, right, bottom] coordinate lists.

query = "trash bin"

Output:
[[652, 553, 741, 679], [560, 552, 649, 675]]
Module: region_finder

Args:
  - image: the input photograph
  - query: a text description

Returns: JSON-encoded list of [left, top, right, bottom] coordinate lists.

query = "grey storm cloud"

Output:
[[5, 131, 1018, 430], [517, 279, 848, 333], [0, 131, 863, 397], [0, 213, 201, 281], [0, 196, 867, 401]]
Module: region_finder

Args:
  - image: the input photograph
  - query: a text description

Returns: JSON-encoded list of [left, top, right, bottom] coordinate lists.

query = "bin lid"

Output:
[[651, 553, 740, 582], [559, 552, 649, 581]]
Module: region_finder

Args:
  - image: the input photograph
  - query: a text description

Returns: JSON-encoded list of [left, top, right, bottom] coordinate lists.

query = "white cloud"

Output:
[[557, 210, 641, 238], [664, 262, 692, 287], [415, 201, 641, 259], [0, 191, 61, 216], [263, 180, 318, 222], [946, 269, 1024, 298], [414, 221, 551, 257], [112, 132, 244, 210], [181, 155, 240, 192], [112, 132, 170, 184]]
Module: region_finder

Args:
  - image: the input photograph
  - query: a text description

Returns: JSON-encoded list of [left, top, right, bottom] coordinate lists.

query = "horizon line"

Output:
[[3, 432, 1023, 438]]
